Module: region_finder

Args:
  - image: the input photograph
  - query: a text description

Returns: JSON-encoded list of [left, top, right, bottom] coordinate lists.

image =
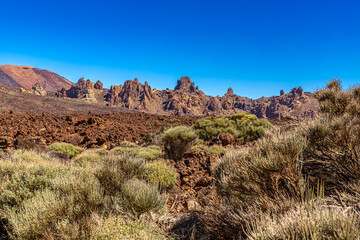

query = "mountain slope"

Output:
[[0, 65, 73, 92]]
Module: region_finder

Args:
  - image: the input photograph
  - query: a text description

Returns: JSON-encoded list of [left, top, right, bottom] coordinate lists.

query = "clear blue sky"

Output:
[[1, 0, 360, 99]]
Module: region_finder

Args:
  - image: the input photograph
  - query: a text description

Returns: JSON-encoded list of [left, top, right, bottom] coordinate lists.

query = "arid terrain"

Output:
[[0, 65, 319, 118], [0, 65, 73, 92], [2, 66, 356, 240]]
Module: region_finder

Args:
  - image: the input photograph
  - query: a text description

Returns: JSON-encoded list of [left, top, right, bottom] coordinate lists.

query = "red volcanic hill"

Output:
[[0, 65, 73, 92]]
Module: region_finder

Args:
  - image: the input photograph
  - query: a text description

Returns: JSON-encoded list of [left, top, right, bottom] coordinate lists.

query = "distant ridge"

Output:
[[0, 65, 319, 118], [0, 65, 73, 92], [57, 76, 319, 118]]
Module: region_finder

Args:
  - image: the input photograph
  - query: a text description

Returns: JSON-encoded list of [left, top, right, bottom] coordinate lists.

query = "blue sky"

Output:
[[1, 0, 360, 99]]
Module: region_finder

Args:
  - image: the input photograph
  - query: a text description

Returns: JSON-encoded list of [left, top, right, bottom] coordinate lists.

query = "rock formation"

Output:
[[56, 78, 105, 103], [0, 65, 318, 119], [59, 76, 318, 118]]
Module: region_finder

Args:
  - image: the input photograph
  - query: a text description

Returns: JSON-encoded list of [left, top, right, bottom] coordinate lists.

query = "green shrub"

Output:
[[142, 161, 177, 190], [0, 155, 103, 239], [192, 144, 229, 156], [121, 179, 167, 216], [94, 155, 145, 197], [73, 149, 106, 167], [90, 215, 169, 240], [193, 113, 271, 143], [161, 126, 198, 160], [111, 143, 163, 160], [11, 149, 52, 164], [46, 142, 83, 159]]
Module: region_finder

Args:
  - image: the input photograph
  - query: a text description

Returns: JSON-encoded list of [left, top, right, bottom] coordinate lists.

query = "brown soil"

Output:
[[0, 111, 198, 150]]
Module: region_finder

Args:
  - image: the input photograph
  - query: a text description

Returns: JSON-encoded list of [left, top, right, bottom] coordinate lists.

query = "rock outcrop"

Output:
[[19, 83, 47, 96], [56, 78, 105, 103]]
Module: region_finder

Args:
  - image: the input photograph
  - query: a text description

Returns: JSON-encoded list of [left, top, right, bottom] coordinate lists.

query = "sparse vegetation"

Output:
[[142, 161, 177, 190], [73, 149, 107, 167], [46, 142, 83, 159], [161, 126, 198, 160], [193, 113, 272, 143], [192, 144, 229, 156], [0, 148, 169, 239], [121, 179, 167, 216], [90, 215, 170, 240], [3, 79, 360, 239], [111, 142, 163, 160], [200, 79, 360, 239]]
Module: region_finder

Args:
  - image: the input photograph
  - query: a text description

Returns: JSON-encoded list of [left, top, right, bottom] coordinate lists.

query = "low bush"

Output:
[[214, 130, 307, 202], [90, 215, 169, 240], [0, 153, 103, 239], [248, 200, 360, 239], [46, 142, 83, 159], [111, 143, 163, 160], [11, 149, 52, 164], [121, 179, 167, 216], [90, 216, 169, 240], [161, 126, 198, 160], [193, 113, 271, 143], [73, 149, 106, 167], [94, 155, 145, 197], [192, 144, 229, 156], [0, 150, 168, 239], [142, 161, 177, 190]]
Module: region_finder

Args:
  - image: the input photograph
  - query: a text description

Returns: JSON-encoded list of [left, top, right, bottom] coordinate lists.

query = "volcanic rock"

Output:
[[0, 65, 73, 92]]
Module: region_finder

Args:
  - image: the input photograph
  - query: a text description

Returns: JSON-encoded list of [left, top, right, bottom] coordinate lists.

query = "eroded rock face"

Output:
[[56, 78, 105, 103], [57, 76, 318, 119], [20, 83, 47, 96]]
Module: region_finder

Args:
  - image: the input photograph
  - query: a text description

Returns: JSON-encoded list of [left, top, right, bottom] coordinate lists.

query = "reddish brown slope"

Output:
[[0, 65, 73, 92]]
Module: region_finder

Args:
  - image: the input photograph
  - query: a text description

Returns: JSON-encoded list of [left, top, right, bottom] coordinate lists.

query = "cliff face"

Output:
[[0, 65, 73, 92], [58, 76, 318, 118]]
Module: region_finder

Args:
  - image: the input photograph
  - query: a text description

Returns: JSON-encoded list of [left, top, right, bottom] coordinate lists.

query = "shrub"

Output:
[[315, 79, 360, 117], [0, 155, 103, 239], [73, 149, 106, 167], [90, 215, 169, 240], [46, 142, 83, 159], [111, 143, 163, 160], [161, 126, 198, 160], [248, 200, 360, 239], [193, 113, 271, 143], [121, 179, 167, 216], [192, 144, 229, 156], [11, 149, 52, 164], [302, 80, 360, 195], [142, 161, 177, 190], [214, 130, 307, 203], [94, 155, 145, 197]]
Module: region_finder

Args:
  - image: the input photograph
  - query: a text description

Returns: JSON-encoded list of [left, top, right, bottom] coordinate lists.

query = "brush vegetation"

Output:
[[194, 79, 360, 239], [0, 147, 170, 239], [161, 126, 198, 160], [192, 144, 230, 156], [111, 141, 163, 160], [192, 113, 271, 143]]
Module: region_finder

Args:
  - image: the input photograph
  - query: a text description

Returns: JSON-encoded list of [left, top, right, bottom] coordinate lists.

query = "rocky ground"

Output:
[[0, 110, 300, 217], [0, 111, 198, 150]]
